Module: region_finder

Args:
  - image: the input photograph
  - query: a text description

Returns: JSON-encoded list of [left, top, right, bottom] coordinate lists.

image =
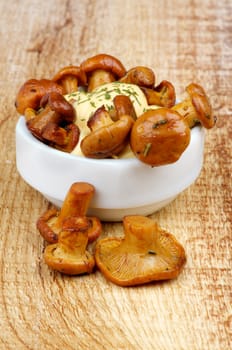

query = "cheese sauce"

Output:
[[65, 82, 158, 157]]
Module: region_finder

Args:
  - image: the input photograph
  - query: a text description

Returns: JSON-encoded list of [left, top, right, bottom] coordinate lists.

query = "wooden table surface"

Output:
[[0, 1, 231, 349]]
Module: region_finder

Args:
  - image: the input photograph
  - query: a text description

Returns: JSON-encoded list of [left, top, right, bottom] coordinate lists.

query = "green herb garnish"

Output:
[[105, 104, 114, 111], [104, 92, 111, 99], [143, 143, 152, 157], [152, 119, 167, 129], [90, 101, 96, 108]]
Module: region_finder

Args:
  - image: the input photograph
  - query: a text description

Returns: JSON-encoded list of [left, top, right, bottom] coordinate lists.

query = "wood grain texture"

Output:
[[0, 0, 231, 349]]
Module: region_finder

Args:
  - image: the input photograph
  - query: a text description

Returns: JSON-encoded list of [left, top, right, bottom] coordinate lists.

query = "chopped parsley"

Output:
[[104, 92, 111, 99], [143, 143, 152, 157], [152, 119, 167, 129]]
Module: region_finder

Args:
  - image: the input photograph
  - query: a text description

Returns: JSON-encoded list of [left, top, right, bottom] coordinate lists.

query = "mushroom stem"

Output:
[[80, 53, 126, 92], [24, 107, 37, 122], [55, 182, 95, 229], [37, 182, 101, 244], [172, 98, 198, 128], [62, 76, 78, 94], [88, 69, 115, 92], [52, 66, 87, 94], [123, 216, 156, 252], [59, 217, 90, 254]]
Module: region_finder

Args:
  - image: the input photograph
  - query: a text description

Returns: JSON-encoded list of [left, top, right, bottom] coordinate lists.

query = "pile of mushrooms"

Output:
[[38, 182, 186, 286], [16, 54, 216, 285], [15, 53, 216, 166]]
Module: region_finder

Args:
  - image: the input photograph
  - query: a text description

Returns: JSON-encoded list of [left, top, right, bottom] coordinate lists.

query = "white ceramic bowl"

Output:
[[16, 117, 205, 221]]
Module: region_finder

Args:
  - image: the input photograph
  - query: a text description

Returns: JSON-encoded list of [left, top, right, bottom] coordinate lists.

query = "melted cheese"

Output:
[[65, 82, 157, 157]]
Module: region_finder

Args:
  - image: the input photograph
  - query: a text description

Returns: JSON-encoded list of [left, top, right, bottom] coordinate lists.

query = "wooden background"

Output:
[[0, 0, 231, 349]]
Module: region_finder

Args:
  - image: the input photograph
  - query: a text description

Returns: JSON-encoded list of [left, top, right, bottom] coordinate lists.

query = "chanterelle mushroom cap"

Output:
[[44, 216, 95, 275], [119, 66, 155, 88], [52, 65, 87, 94], [37, 182, 102, 243], [80, 53, 126, 91], [172, 83, 216, 129], [15, 79, 63, 115], [95, 215, 186, 286], [130, 108, 191, 166]]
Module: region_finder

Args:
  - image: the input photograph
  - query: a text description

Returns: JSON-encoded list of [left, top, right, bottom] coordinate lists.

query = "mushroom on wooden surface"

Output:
[[44, 216, 95, 275], [95, 215, 186, 286], [37, 182, 102, 244]]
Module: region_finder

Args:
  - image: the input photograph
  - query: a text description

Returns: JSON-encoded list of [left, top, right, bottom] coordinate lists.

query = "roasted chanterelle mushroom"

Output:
[[44, 216, 95, 275], [25, 91, 79, 152], [95, 215, 186, 286], [141, 80, 176, 108], [80, 53, 126, 92], [81, 95, 135, 158], [172, 83, 216, 128], [52, 65, 87, 94], [130, 108, 191, 166], [119, 66, 155, 88], [37, 182, 101, 244], [15, 78, 63, 115]]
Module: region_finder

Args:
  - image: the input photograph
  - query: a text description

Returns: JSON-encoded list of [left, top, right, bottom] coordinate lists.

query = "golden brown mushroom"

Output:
[[87, 105, 113, 130], [172, 83, 216, 128], [119, 66, 155, 88], [26, 91, 79, 152], [141, 80, 176, 108], [81, 104, 134, 159], [15, 79, 63, 115], [80, 53, 126, 92], [37, 182, 102, 244], [52, 65, 87, 94], [130, 108, 190, 166], [95, 215, 186, 286], [44, 216, 95, 275], [112, 95, 137, 121], [40, 91, 76, 123]]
